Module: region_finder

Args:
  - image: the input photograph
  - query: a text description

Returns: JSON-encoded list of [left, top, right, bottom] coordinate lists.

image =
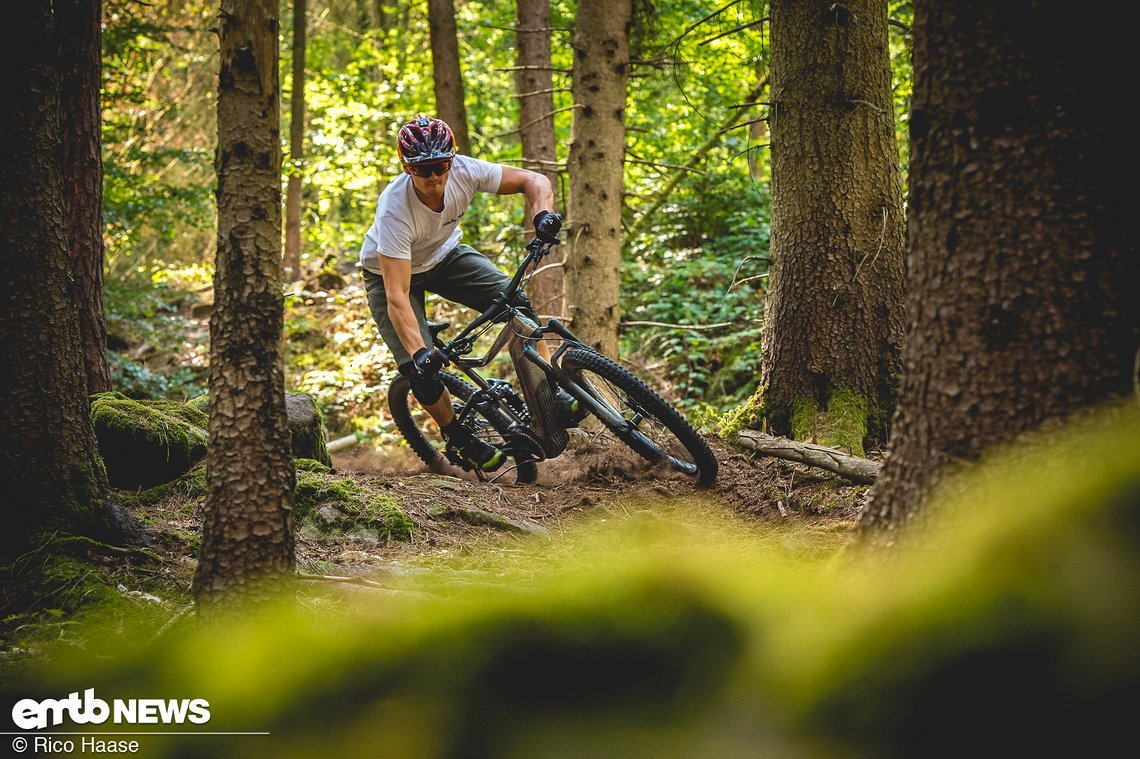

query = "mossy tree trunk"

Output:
[[516, 0, 564, 320], [193, 0, 295, 609], [0, 0, 121, 560], [760, 0, 906, 455], [858, 1, 1138, 537], [564, 0, 631, 357], [427, 0, 470, 154]]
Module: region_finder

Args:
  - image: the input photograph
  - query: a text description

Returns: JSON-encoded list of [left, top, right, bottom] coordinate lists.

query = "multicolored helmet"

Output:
[[397, 115, 457, 165]]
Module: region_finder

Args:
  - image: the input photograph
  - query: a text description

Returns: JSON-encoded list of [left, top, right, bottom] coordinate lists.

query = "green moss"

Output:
[[156, 527, 201, 554], [91, 394, 207, 488], [115, 482, 174, 510], [295, 458, 332, 473], [818, 389, 868, 457], [785, 390, 868, 456], [186, 393, 208, 413], [142, 400, 208, 429], [790, 396, 820, 442], [363, 494, 414, 541], [717, 385, 768, 439], [293, 471, 362, 523], [180, 464, 207, 499], [292, 472, 412, 542]]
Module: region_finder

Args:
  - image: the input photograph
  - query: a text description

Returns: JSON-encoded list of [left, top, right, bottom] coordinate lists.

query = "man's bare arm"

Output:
[[378, 255, 426, 360], [497, 165, 556, 222]]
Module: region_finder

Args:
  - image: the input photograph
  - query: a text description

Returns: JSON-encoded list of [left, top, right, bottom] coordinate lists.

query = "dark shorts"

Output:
[[363, 244, 512, 367]]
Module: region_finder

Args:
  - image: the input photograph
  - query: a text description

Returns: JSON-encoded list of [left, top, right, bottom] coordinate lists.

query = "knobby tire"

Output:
[[561, 347, 718, 486]]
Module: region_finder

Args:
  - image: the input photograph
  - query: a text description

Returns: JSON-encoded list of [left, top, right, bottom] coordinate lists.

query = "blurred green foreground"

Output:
[[4, 406, 1138, 758]]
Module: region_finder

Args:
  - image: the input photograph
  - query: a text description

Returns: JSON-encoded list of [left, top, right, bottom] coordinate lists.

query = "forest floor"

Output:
[[133, 435, 870, 599], [0, 434, 870, 684]]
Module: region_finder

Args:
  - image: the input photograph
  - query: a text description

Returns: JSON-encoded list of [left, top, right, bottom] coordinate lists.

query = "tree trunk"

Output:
[[427, 0, 470, 154], [194, 0, 295, 609], [57, 0, 111, 394], [760, 0, 906, 455], [283, 0, 306, 282], [0, 0, 119, 559], [515, 0, 563, 319], [858, 2, 1138, 536], [564, 0, 630, 357]]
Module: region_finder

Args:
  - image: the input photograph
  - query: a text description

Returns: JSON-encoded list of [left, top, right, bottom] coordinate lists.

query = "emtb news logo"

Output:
[[11, 689, 210, 730]]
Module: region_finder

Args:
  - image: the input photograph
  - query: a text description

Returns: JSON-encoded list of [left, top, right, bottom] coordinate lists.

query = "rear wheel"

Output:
[[388, 372, 538, 484], [561, 348, 718, 486]]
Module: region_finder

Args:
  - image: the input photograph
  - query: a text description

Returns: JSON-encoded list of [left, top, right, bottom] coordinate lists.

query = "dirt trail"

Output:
[[304, 436, 869, 576]]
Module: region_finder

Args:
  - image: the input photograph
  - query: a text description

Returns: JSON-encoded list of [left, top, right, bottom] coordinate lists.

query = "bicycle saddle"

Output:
[[427, 320, 450, 340]]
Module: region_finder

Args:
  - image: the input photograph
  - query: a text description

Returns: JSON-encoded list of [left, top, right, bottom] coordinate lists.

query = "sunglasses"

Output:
[[407, 159, 452, 178]]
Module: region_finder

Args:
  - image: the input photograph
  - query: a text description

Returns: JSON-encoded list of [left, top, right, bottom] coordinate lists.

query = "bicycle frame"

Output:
[[431, 239, 640, 461]]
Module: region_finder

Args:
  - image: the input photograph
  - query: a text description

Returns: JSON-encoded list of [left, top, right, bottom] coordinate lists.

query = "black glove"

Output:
[[533, 210, 563, 244], [412, 347, 447, 377]]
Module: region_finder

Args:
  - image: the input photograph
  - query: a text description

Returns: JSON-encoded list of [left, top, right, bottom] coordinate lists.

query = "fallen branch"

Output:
[[732, 430, 881, 484], [296, 572, 395, 589]]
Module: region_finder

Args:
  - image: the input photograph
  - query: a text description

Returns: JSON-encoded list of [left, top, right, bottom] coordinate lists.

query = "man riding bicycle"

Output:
[[360, 115, 571, 473]]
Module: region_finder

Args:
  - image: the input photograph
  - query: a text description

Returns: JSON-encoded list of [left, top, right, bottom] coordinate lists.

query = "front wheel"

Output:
[[388, 371, 538, 484], [560, 348, 718, 487]]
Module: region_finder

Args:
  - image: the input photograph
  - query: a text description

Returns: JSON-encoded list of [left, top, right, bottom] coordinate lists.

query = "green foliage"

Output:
[[97, 0, 913, 429], [104, 274, 205, 401], [102, 0, 217, 277]]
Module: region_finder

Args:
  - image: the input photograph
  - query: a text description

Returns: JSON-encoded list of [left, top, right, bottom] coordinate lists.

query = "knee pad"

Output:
[[398, 362, 445, 406]]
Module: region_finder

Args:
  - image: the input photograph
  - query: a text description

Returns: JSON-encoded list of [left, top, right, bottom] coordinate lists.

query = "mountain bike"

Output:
[[387, 236, 718, 487]]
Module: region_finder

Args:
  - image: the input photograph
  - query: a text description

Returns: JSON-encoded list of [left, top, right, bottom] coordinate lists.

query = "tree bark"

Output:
[[515, 0, 563, 319], [564, 0, 631, 357], [57, 0, 111, 394], [760, 0, 906, 454], [194, 0, 295, 609], [0, 0, 119, 559], [858, 2, 1139, 537], [283, 0, 306, 282], [427, 0, 470, 154]]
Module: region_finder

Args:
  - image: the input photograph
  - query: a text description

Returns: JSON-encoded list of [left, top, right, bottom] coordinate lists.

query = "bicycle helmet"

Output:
[[397, 115, 457, 165]]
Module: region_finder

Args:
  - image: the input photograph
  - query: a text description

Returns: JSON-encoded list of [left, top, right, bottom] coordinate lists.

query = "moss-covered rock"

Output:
[[295, 458, 332, 473], [293, 470, 412, 542], [91, 393, 207, 489], [285, 393, 332, 467]]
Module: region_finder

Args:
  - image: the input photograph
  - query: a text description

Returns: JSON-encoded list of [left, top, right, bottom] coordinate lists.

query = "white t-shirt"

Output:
[[359, 155, 503, 275]]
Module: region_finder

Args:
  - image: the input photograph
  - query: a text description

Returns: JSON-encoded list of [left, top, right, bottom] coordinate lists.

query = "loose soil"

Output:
[[134, 435, 869, 593]]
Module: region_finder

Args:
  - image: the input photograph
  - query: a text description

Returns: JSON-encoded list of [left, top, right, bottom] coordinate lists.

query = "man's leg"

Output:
[[365, 266, 504, 470]]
